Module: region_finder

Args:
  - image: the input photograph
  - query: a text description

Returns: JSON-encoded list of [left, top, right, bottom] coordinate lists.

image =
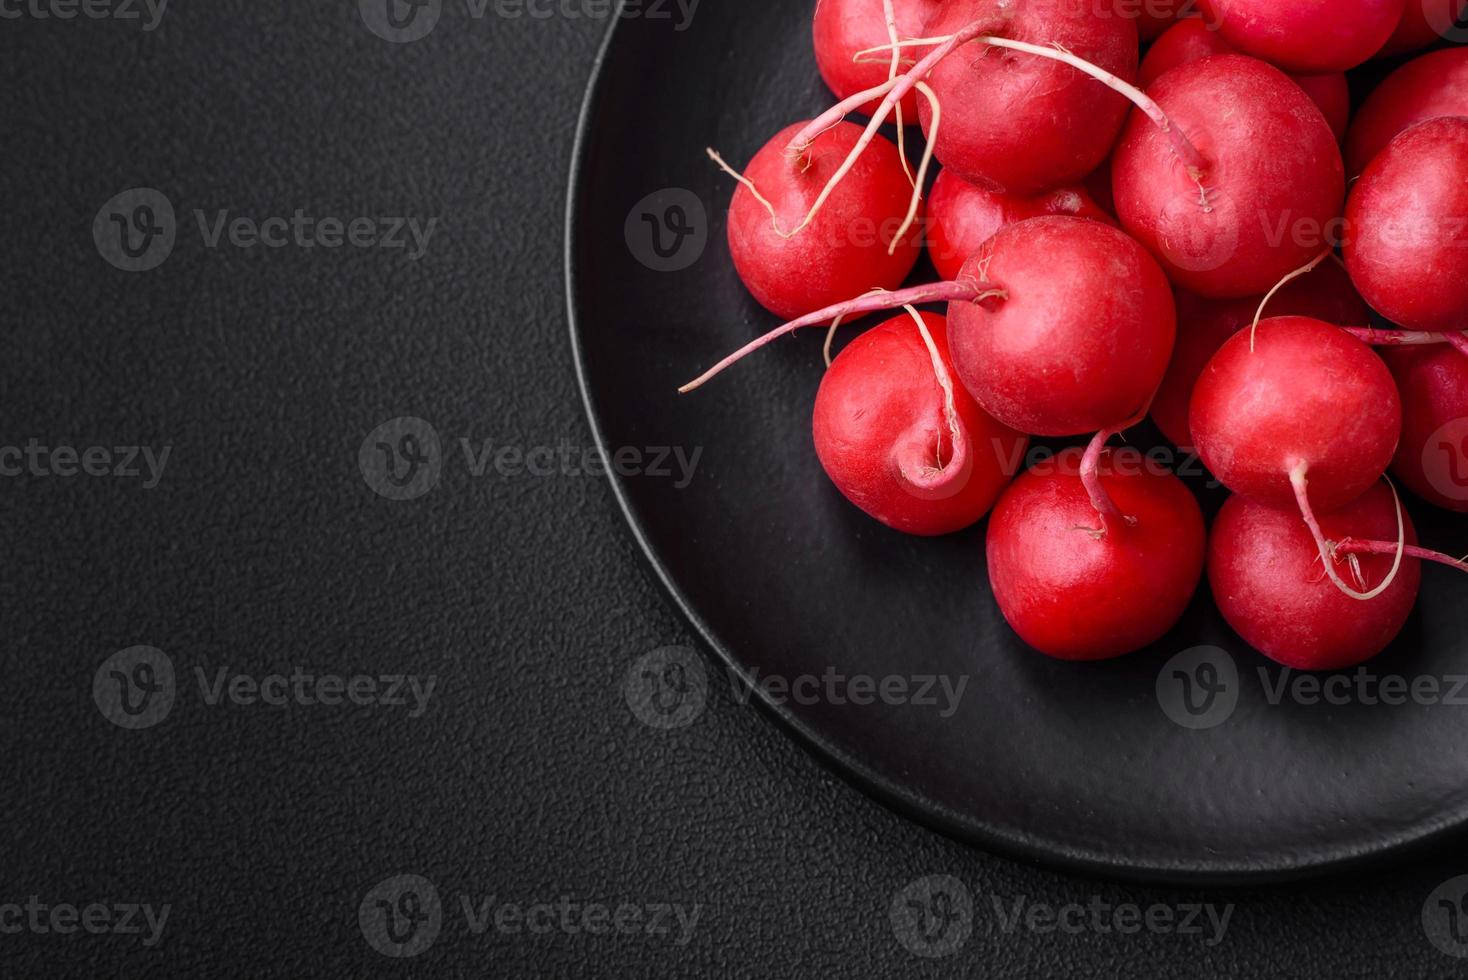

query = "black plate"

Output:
[[566, 6, 1468, 883]]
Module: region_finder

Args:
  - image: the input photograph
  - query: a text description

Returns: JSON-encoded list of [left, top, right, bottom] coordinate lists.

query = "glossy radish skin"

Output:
[[813, 313, 1028, 535], [1375, 0, 1467, 57], [917, 0, 1139, 194], [1112, 56, 1345, 299], [1209, 484, 1421, 671], [986, 446, 1206, 661], [1381, 345, 1468, 513], [1190, 316, 1403, 513], [926, 169, 1114, 282], [813, 0, 944, 119], [726, 121, 922, 320], [1195, 0, 1404, 73], [1344, 117, 1468, 332], [1139, 19, 1350, 140], [1346, 48, 1468, 176], [947, 216, 1177, 437], [1152, 263, 1369, 450]]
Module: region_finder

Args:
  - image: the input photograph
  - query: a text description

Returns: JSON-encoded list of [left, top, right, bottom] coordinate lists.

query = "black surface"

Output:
[[4, 1, 1468, 976], [570, 4, 1468, 882]]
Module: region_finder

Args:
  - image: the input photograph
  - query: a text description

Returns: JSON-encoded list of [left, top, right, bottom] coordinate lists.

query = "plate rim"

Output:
[[561, 5, 1468, 886]]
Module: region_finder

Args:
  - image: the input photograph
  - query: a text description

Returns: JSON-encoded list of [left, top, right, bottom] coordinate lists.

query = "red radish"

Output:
[[813, 0, 943, 119], [1375, 0, 1468, 57], [1133, 0, 1188, 42], [1381, 345, 1468, 513], [1112, 55, 1345, 299], [813, 311, 1028, 535], [1344, 116, 1468, 332], [1208, 484, 1421, 671], [1151, 262, 1370, 449], [914, 0, 1139, 193], [1194, 0, 1404, 73], [986, 446, 1206, 661], [1346, 48, 1468, 176], [718, 121, 922, 320], [926, 169, 1113, 282], [1189, 316, 1402, 514], [947, 216, 1176, 437], [1138, 19, 1350, 140]]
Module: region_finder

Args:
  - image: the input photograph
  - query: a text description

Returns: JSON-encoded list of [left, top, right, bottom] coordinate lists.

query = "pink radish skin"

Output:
[[1346, 48, 1468, 176], [926, 170, 1114, 282], [1139, 20, 1350, 140], [813, 0, 943, 119], [1209, 484, 1422, 671], [1375, 0, 1468, 57], [1190, 316, 1403, 513], [1381, 345, 1468, 513], [947, 216, 1177, 437], [986, 446, 1206, 661], [1195, 0, 1404, 73], [725, 121, 922, 320], [916, 0, 1139, 194], [813, 313, 1028, 535], [1153, 263, 1370, 450], [1112, 56, 1345, 299], [1344, 116, 1468, 333]]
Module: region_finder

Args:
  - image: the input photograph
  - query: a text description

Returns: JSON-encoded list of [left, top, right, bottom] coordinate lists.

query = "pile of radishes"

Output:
[[684, 0, 1468, 671]]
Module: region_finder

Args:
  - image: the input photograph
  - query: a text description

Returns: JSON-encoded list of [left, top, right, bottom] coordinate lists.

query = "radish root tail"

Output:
[[1250, 247, 1332, 352], [1289, 462, 1406, 601]]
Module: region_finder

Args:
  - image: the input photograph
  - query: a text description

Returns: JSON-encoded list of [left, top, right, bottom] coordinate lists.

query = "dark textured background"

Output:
[[3, 1, 1467, 976]]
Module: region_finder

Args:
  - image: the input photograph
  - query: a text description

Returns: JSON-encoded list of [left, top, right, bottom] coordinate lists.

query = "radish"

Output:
[[946, 215, 1176, 437], [1346, 47, 1468, 176], [1375, 0, 1468, 58], [1344, 116, 1468, 333], [1381, 344, 1468, 513], [1133, 0, 1188, 42], [926, 169, 1113, 282], [714, 121, 922, 320], [1209, 484, 1421, 671], [985, 445, 1206, 661], [1112, 55, 1345, 299], [1189, 316, 1402, 515], [913, 0, 1138, 193], [813, 311, 1027, 535], [813, 0, 942, 119], [1152, 262, 1369, 450], [1138, 19, 1350, 141], [1194, 0, 1405, 73]]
